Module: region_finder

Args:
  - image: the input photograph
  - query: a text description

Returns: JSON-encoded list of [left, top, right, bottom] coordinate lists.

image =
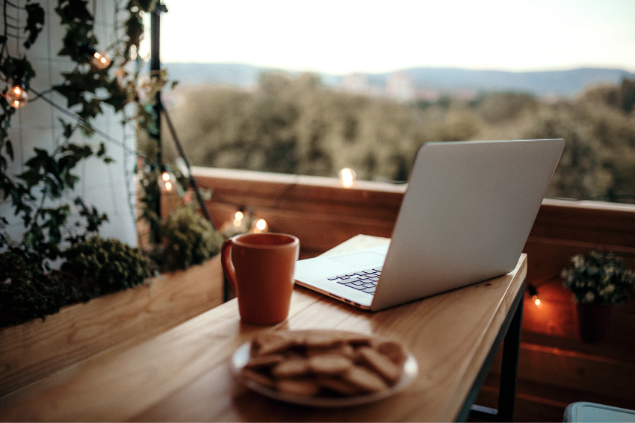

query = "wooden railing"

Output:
[[192, 167, 635, 421]]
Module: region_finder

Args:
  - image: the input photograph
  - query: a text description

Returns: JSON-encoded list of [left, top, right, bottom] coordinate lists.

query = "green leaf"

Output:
[[16, 169, 42, 189], [2, 57, 37, 83], [24, 148, 50, 171], [58, 118, 75, 139], [125, 14, 144, 52], [55, 0, 93, 25], [78, 98, 103, 120], [5, 140, 14, 161], [96, 142, 106, 157], [24, 3, 46, 49], [103, 80, 130, 111], [54, 84, 84, 108], [103, 157, 114, 164]]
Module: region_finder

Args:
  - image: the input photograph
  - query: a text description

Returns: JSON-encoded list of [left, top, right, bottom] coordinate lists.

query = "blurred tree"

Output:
[[162, 73, 635, 203]]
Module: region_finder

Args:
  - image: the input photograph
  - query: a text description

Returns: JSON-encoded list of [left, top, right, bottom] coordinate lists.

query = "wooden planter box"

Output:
[[0, 255, 223, 397]]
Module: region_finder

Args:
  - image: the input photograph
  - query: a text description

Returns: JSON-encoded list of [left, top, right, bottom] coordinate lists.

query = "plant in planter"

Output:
[[61, 236, 151, 300], [561, 250, 634, 343], [148, 203, 224, 273], [0, 244, 73, 328]]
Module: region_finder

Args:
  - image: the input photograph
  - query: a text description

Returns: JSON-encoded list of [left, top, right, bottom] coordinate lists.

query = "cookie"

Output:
[[342, 365, 389, 393], [356, 346, 402, 383], [254, 333, 297, 355], [271, 358, 310, 377], [244, 354, 285, 369], [318, 377, 361, 396], [376, 341, 407, 366], [307, 354, 353, 375], [304, 332, 345, 348], [241, 368, 276, 389], [306, 343, 355, 359], [276, 378, 321, 396]]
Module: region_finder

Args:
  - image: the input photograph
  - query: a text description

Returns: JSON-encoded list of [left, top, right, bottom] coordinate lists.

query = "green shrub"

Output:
[[0, 248, 74, 327], [152, 204, 224, 272], [61, 236, 151, 299], [562, 250, 634, 305]]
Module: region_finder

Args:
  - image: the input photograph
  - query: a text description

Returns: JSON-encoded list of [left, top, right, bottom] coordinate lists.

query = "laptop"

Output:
[[294, 139, 565, 311]]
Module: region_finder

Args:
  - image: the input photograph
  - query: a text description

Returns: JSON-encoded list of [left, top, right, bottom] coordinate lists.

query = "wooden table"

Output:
[[0, 235, 526, 422]]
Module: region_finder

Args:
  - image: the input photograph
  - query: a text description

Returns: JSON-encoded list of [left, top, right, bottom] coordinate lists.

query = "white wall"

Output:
[[1, 0, 138, 247]]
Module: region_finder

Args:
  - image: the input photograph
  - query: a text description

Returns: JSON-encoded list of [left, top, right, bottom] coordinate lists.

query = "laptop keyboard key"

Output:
[[328, 267, 382, 294]]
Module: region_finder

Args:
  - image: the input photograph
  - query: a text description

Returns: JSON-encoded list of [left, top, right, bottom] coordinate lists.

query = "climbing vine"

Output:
[[0, 0, 162, 327]]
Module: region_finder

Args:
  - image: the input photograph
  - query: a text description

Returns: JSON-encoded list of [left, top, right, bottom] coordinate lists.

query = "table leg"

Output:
[[458, 279, 525, 422], [496, 293, 523, 421]]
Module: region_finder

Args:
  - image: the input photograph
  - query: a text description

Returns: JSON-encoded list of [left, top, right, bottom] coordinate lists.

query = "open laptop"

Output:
[[294, 139, 565, 311]]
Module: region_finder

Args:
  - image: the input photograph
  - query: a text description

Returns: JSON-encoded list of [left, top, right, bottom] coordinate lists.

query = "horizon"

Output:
[[162, 62, 635, 77], [159, 0, 635, 75]]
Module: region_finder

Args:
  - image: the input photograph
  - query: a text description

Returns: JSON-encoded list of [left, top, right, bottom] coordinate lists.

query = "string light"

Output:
[[4, 80, 28, 109], [91, 50, 111, 69], [233, 210, 244, 228], [84, 45, 111, 69], [339, 168, 356, 188], [158, 167, 176, 192], [250, 218, 268, 233], [527, 284, 541, 307]]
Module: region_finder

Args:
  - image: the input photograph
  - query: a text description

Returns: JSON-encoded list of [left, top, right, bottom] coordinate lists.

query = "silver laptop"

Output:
[[294, 139, 565, 311]]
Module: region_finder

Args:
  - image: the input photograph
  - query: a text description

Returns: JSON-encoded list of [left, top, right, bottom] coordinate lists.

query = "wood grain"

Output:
[[0, 256, 223, 398], [0, 235, 526, 422]]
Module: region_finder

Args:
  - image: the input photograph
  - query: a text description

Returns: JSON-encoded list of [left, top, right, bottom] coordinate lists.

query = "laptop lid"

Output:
[[369, 138, 564, 310]]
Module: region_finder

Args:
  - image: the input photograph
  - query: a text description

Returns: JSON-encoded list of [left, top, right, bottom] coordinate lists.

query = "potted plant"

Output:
[[561, 250, 634, 343]]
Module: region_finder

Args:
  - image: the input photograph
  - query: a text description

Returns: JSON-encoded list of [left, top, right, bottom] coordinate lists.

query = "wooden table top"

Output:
[[0, 235, 527, 422]]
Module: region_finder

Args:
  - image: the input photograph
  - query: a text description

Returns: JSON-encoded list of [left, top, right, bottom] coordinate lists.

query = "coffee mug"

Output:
[[221, 233, 300, 325]]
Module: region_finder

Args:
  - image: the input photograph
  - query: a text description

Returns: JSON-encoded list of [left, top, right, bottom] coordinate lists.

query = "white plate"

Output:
[[229, 331, 419, 407]]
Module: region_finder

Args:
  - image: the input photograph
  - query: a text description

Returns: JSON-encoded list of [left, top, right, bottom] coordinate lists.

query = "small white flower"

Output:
[[583, 291, 595, 303], [2, 278, 11, 285], [572, 255, 585, 268]]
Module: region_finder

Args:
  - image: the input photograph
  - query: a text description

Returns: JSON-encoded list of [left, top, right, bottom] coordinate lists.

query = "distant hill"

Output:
[[164, 63, 635, 98]]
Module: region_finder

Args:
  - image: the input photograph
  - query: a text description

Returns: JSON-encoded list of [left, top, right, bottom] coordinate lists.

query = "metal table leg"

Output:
[[456, 279, 525, 422]]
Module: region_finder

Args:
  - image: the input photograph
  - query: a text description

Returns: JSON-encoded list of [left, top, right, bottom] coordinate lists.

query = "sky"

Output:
[[158, 0, 635, 75]]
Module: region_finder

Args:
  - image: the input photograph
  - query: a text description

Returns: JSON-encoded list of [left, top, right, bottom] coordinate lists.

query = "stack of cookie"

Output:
[[240, 330, 408, 398]]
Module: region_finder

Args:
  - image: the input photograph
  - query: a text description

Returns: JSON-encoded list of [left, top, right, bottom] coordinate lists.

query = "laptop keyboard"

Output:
[[327, 267, 382, 295]]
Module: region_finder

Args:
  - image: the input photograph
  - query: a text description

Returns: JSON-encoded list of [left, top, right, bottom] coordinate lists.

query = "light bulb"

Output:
[[5, 82, 28, 108], [233, 210, 244, 228], [250, 218, 268, 233], [158, 170, 176, 192], [339, 168, 356, 188], [90, 50, 111, 69]]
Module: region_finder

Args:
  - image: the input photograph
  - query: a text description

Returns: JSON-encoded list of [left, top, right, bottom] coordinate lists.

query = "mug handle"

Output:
[[221, 238, 237, 290]]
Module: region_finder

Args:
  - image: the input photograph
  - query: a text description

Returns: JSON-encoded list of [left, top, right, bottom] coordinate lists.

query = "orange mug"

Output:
[[221, 233, 300, 325]]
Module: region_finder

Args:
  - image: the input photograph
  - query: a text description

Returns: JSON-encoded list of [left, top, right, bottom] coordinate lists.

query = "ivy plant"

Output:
[[0, 0, 156, 327]]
